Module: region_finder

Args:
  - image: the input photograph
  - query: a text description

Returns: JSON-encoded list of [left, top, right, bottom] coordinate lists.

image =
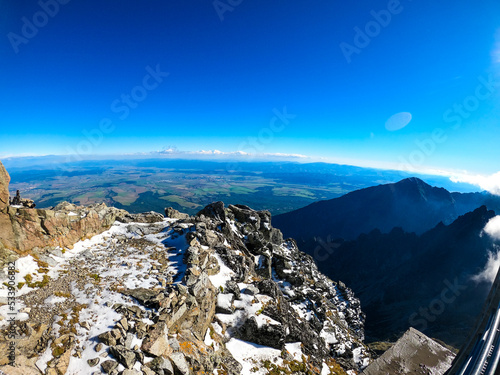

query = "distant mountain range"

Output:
[[273, 178, 500, 347], [274, 177, 500, 241]]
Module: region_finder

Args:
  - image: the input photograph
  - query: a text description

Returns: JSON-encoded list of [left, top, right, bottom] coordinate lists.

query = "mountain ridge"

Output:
[[273, 177, 499, 242]]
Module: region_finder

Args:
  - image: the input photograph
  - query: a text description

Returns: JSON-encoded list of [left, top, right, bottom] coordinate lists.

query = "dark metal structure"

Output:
[[445, 267, 500, 375]]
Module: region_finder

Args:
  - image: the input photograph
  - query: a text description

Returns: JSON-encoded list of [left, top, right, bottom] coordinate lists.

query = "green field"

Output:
[[6, 158, 441, 215]]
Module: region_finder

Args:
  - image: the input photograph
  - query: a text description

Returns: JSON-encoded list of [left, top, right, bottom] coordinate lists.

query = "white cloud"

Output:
[[471, 217, 500, 284], [472, 247, 500, 284], [157, 149, 308, 159], [450, 171, 500, 195], [484, 216, 500, 241]]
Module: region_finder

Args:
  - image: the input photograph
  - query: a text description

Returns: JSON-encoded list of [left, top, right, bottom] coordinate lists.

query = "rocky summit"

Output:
[[0, 197, 370, 374]]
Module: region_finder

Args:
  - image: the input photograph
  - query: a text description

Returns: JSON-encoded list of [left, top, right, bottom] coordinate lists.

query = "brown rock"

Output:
[[0, 161, 10, 210], [362, 328, 455, 375], [54, 346, 73, 375], [0, 200, 128, 266], [141, 322, 171, 357], [98, 331, 117, 346]]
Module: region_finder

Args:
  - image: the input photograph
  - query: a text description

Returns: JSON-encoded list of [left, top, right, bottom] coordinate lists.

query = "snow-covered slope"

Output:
[[0, 202, 370, 375]]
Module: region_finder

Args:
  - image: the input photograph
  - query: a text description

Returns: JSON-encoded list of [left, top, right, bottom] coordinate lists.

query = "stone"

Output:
[[169, 352, 190, 375], [109, 345, 136, 369], [225, 281, 241, 299], [120, 211, 164, 223], [124, 333, 134, 349], [0, 199, 128, 264], [254, 254, 272, 278], [256, 279, 281, 299], [141, 365, 156, 375], [101, 359, 119, 373], [118, 317, 129, 331], [237, 316, 285, 349], [165, 207, 189, 220], [149, 356, 174, 375], [121, 369, 142, 375], [0, 161, 10, 209], [98, 331, 117, 346], [54, 347, 73, 375], [141, 322, 171, 357], [87, 357, 100, 367], [168, 337, 180, 352], [121, 288, 159, 307], [219, 349, 243, 375], [95, 343, 103, 352], [362, 328, 455, 375], [242, 285, 259, 296], [196, 201, 226, 222]]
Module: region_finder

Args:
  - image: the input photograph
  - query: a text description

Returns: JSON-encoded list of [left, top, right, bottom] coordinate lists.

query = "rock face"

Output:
[[362, 328, 455, 375], [0, 161, 10, 210], [0, 163, 167, 267], [0, 200, 371, 374], [0, 202, 128, 261]]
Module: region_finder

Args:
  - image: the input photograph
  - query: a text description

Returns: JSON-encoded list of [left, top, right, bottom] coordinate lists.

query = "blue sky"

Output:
[[1, 0, 500, 177]]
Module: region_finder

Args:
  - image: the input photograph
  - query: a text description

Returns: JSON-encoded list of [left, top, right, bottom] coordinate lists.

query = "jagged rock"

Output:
[[0, 161, 10, 210], [196, 201, 226, 222], [87, 357, 100, 367], [165, 207, 189, 220], [237, 316, 285, 349], [109, 345, 136, 369], [242, 285, 259, 296], [362, 328, 454, 374], [168, 337, 180, 351], [0, 200, 128, 266], [124, 333, 134, 349], [218, 349, 243, 375], [98, 331, 117, 346], [120, 211, 164, 223], [52, 346, 73, 375], [101, 359, 119, 373], [141, 322, 171, 357], [256, 279, 280, 299], [121, 369, 142, 375], [149, 356, 174, 375], [169, 352, 190, 375], [121, 288, 159, 307], [224, 280, 241, 299], [141, 364, 157, 375], [254, 254, 272, 278], [0, 196, 371, 375]]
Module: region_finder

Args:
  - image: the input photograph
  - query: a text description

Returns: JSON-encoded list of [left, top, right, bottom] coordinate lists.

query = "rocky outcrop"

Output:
[[165, 207, 189, 220], [362, 328, 455, 375], [0, 202, 128, 262], [0, 161, 10, 210], [10, 190, 36, 208], [0, 162, 168, 268], [0, 200, 371, 374]]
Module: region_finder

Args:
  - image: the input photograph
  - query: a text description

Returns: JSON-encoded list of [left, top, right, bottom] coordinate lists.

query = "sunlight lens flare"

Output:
[[385, 112, 412, 131]]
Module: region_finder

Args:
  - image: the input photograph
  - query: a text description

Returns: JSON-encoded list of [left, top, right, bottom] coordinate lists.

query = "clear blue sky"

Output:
[[1, 0, 500, 175]]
